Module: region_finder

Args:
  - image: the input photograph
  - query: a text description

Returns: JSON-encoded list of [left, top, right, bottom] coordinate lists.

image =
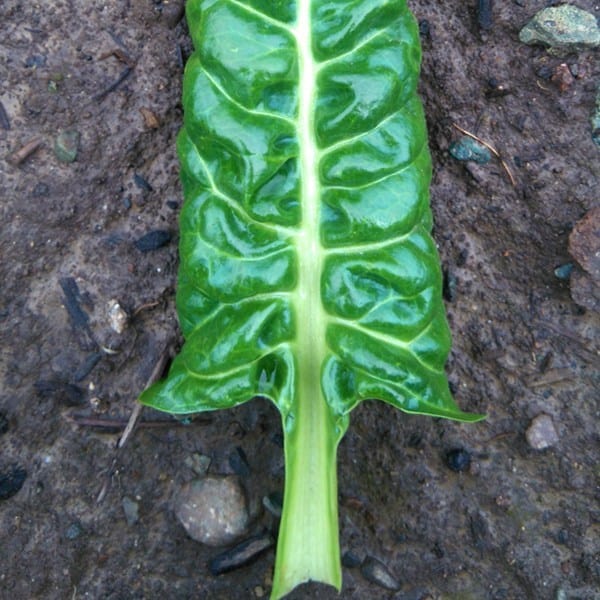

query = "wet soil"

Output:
[[1, 1, 598, 599]]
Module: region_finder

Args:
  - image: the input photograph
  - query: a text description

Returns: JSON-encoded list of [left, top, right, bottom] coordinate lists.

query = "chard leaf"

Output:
[[140, 1, 484, 597]]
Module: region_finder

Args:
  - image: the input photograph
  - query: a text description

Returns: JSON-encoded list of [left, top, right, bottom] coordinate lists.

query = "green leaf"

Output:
[[140, 1, 484, 597]]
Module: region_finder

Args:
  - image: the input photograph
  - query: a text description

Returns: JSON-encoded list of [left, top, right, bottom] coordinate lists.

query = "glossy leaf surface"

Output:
[[140, 1, 483, 597]]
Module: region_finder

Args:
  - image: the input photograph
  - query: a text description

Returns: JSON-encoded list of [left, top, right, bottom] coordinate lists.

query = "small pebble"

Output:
[[592, 85, 600, 148], [536, 65, 553, 80], [133, 173, 153, 192], [175, 476, 249, 546], [551, 63, 574, 92], [184, 453, 211, 477], [208, 532, 274, 575], [73, 352, 102, 382], [254, 585, 265, 598], [443, 270, 457, 302], [139, 107, 160, 129], [107, 300, 128, 334], [122, 496, 140, 526], [262, 491, 283, 518], [418, 20, 430, 38], [478, 0, 493, 31], [54, 130, 80, 163], [361, 556, 401, 591], [449, 136, 491, 164], [134, 230, 171, 252], [553, 263, 574, 281], [342, 550, 362, 569], [65, 522, 83, 540], [526, 414, 559, 450], [34, 379, 85, 406], [25, 54, 46, 68], [556, 529, 569, 545], [159, 0, 185, 28], [0, 412, 8, 435], [445, 448, 472, 472], [32, 182, 50, 197], [0, 465, 26, 500], [0, 100, 10, 130], [568, 207, 600, 279], [229, 447, 251, 477]]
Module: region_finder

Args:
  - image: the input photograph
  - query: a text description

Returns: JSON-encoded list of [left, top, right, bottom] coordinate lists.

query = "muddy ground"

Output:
[[0, 1, 598, 599]]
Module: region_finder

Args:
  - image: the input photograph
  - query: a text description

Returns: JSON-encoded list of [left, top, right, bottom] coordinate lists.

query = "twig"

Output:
[[98, 48, 135, 68], [0, 100, 10, 130], [132, 300, 161, 318], [117, 347, 172, 448], [93, 66, 132, 101], [66, 413, 211, 430], [6, 138, 44, 166], [96, 457, 117, 504], [117, 402, 143, 448], [452, 123, 516, 187]]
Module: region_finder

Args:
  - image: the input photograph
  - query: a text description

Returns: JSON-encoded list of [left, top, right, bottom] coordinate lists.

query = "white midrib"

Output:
[[271, 0, 341, 597], [294, 0, 321, 334], [292, 0, 326, 410]]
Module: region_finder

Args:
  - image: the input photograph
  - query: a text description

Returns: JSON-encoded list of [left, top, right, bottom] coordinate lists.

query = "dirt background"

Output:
[[1, 1, 598, 599]]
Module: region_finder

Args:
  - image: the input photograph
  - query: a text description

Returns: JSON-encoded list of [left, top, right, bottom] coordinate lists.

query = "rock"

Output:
[[477, 0, 493, 31], [133, 173, 153, 192], [139, 107, 160, 129], [569, 208, 600, 280], [73, 351, 102, 382], [592, 85, 600, 148], [526, 414, 559, 450], [107, 300, 128, 334], [122, 496, 139, 526], [65, 522, 83, 540], [0, 412, 8, 435], [553, 263, 573, 281], [568, 207, 600, 312], [262, 491, 283, 518], [569, 269, 600, 312], [445, 448, 472, 472], [175, 476, 249, 546], [341, 550, 362, 569], [159, 0, 184, 28], [519, 6, 600, 51], [134, 229, 171, 252], [207, 532, 274, 575], [34, 379, 85, 406], [360, 556, 401, 591], [228, 446, 251, 477], [183, 453, 211, 477], [551, 63, 574, 93], [0, 465, 27, 500], [449, 136, 491, 164], [54, 130, 80, 163]]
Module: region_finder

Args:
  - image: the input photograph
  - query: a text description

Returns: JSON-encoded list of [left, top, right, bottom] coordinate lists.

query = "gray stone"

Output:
[[526, 414, 559, 450], [360, 556, 401, 591], [519, 6, 600, 51], [54, 130, 80, 163], [449, 136, 492, 164], [183, 453, 211, 477], [175, 476, 249, 546], [122, 496, 139, 526]]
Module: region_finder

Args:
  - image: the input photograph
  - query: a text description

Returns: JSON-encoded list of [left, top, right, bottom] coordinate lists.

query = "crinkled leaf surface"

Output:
[[140, 0, 483, 597]]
